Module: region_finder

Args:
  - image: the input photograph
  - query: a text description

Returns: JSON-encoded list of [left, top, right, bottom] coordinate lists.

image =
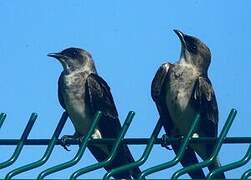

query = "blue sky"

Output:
[[0, 0, 250, 179]]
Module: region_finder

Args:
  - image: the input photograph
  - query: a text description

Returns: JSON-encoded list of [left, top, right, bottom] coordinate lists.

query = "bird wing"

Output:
[[151, 63, 206, 178], [86, 73, 141, 178], [151, 63, 174, 133], [192, 76, 219, 137], [85, 73, 121, 137], [58, 72, 66, 110]]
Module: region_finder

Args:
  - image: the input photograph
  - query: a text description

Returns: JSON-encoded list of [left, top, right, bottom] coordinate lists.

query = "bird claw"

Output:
[[60, 135, 73, 151], [161, 134, 172, 150], [59, 133, 85, 151]]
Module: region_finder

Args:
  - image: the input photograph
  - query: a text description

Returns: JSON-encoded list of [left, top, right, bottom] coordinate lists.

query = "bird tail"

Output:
[[122, 144, 141, 179], [208, 157, 226, 179], [161, 116, 206, 179], [172, 143, 206, 179], [193, 143, 226, 179], [194, 144, 226, 179], [88, 144, 141, 179]]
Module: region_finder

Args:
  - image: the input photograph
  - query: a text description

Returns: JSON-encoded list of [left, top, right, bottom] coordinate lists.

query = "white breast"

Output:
[[62, 72, 94, 136], [165, 63, 199, 135]]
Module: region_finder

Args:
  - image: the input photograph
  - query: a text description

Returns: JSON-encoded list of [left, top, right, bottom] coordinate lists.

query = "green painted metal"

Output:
[[37, 111, 102, 179], [5, 111, 68, 180], [70, 111, 135, 180], [1, 137, 250, 145], [0, 113, 7, 129], [103, 117, 163, 180], [207, 144, 251, 179], [187, 137, 251, 144], [241, 169, 251, 179], [0, 109, 250, 179], [171, 108, 237, 179], [0, 113, 37, 169], [138, 114, 200, 180]]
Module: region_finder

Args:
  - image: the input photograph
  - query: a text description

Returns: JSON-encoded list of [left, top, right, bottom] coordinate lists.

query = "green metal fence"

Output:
[[0, 109, 250, 179]]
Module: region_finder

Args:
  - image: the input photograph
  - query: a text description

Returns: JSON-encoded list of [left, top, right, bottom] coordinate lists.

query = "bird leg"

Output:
[[161, 134, 185, 150], [60, 132, 84, 151], [161, 134, 172, 150]]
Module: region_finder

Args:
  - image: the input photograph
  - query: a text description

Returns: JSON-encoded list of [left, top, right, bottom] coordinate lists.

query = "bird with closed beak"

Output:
[[151, 30, 225, 179], [48, 47, 141, 179]]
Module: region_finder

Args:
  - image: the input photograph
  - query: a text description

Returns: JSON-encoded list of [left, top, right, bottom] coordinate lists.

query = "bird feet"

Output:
[[161, 134, 172, 150], [60, 133, 84, 151]]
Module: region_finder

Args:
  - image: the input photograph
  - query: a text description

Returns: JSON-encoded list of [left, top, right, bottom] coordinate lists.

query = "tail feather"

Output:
[[172, 143, 206, 179], [193, 143, 226, 179], [208, 157, 226, 179], [122, 144, 141, 179], [88, 144, 141, 179]]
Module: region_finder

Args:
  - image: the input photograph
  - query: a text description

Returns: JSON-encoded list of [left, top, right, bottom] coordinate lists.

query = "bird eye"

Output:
[[187, 42, 197, 54], [188, 45, 197, 54], [184, 36, 198, 54], [190, 44, 197, 53]]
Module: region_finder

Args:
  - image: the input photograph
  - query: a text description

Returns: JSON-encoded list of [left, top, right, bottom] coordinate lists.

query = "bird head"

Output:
[[48, 47, 95, 74], [174, 29, 211, 74]]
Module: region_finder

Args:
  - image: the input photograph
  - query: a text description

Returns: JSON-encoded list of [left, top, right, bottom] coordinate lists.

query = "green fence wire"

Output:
[[4, 112, 68, 180], [171, 109, 237, 179], [0, 113, 6, 129], [0, 109, 251, 179], [0, 113, 37, 170], [37, 111, 102, 179], [137, 114, 200, 180], [70, 111, 135, 180]]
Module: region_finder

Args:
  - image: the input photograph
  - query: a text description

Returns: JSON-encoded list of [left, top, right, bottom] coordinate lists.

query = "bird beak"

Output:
[[47, 52, 64, 59], [173, 29, 186, 48]]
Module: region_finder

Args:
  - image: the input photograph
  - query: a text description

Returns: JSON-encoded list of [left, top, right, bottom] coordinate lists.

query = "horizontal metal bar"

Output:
[[0, 137, 251, 145]]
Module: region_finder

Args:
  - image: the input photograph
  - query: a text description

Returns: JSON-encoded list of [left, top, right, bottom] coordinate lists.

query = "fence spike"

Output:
[[37, 111, 102, 180], [207, 144, 251, 179], [0, 113, 37, 170], [70, 111, 135, 179], [171, 108, 237, 179], [5, 112, 68, 180], [103, 117, 163, 180], [0, 113, 7, 129], [138, 114, 200, 180]]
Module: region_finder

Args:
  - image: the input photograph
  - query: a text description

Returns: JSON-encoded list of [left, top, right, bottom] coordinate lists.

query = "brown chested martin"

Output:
[[48, 47, 141, 179], [151, 30, 226, 179]]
